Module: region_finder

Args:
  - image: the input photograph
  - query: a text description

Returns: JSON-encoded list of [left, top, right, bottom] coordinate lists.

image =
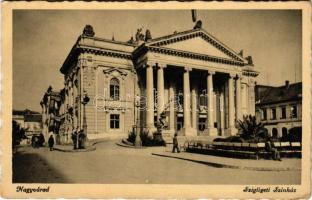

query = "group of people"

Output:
[[31, 133, 55, 151], [71, 129, 87, 149], [31, 133, 45, 148]]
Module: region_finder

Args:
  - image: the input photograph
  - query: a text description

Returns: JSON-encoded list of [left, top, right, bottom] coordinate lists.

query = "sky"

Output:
[[13, 10, 302, 112]]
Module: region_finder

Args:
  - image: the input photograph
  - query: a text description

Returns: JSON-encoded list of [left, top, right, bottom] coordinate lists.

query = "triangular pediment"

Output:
[[147, 29, 245, 62], [103, 68, 127, 77], [161, 37, 232, 59]]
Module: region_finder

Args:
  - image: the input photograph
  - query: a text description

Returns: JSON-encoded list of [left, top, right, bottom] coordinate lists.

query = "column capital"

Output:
[[184, 67, 192, 72], [236, 73, 243, 80], [207, 70, 215, 76], [145, 63, 154, 68], [156, 63, 167, 69], [228, 73, 236, 78]]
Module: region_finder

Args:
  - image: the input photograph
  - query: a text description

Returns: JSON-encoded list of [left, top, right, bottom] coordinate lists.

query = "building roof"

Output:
[[24, 114, 42, 122], [13, 109, 40, 116], [60, 25, 256, 74], [255, 82, 302, 105]]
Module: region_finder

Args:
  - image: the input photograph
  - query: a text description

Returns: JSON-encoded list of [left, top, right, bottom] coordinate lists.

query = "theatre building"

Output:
[[55, 24, 259, 142]]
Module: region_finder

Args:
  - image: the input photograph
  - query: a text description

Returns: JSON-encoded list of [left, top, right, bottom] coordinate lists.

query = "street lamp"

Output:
[[80, 91, 90, 149], [134, 94, 142, 147]]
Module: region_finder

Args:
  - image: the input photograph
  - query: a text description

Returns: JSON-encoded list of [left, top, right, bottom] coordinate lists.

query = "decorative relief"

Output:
[[103, 67, 128, 80]]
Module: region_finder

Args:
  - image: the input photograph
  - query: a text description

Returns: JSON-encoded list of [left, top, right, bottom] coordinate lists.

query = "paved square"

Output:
[[13, 140, 301, 184]]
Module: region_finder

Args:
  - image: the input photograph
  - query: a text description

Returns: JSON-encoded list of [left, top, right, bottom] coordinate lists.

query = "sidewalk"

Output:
[[152, 150, 301, 171]]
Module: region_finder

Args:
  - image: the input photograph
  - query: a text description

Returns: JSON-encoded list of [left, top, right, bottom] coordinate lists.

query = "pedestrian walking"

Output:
[[48, 135, 55, 151], [172, 133, 180, 153]]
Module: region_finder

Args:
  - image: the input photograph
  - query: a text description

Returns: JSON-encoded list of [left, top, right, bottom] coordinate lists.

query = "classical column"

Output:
[[157, 64, 165, 120], [228, 74, 237, 135], [169, 80, 175, 132], [207, 71, 217, 136], [220, 92, 225, 135], [191, 87, 197, 130], [183, 68, 191, 129], [183, 67, 196, 136], [146, 64, 155, 134], [235, 75, 242, 121]]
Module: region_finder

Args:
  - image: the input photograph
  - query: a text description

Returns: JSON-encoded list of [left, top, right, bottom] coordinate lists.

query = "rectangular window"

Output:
[[291, 105, 297, 118], [281, 106, 286, 119], [271, 108, 276, 120], [110, 85, 119, 100], [262, 109, 267, 120], [198, 118, 206, 131], [110, 114, 120, 129]]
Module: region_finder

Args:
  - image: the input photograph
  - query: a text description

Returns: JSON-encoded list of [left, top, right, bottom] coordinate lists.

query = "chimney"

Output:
[[285, 80, 290, 89]]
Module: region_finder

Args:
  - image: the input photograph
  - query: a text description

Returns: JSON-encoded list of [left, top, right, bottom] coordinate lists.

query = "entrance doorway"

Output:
[[176, 117, 183, 135]]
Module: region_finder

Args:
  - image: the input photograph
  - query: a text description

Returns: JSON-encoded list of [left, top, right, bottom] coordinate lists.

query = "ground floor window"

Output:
[[177, 117, 183, 131], [110, 114, 120, 129], [198, 118, 206, 131], [272, 128, 278, 138], [282, 127, 288, 138]]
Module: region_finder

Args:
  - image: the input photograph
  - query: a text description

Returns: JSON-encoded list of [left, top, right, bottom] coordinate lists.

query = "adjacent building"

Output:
[[255, 81, 302, 138], [12, 109, 42, 136], [40, 86, 63, 143], [46, 23, 259, 143]]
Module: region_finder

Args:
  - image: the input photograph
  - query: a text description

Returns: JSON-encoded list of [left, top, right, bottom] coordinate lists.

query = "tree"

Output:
[[236, 115, 268, 142], [12, 121, 24, 148]]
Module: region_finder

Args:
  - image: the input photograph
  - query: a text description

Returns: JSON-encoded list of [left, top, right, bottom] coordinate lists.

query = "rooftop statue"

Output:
[[127, 36, 135, 44], [239, 50, 244, 57], [145, 29, 152, 41], [246, 56, 254, 66], [135, 28, 145, 42], [82, 25, 95, 37]]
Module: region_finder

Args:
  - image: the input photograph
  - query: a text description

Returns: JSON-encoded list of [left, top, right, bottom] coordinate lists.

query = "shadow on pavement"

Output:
[[13, 147, 69, 183]]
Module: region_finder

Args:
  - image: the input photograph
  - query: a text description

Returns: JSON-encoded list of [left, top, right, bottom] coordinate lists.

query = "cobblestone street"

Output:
[[13, 140, 301, 184]]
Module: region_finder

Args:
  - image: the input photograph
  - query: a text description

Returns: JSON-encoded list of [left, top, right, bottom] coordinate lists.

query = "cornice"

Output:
[[148, 46, 245, 66], [79, 45, 132, 60], [242, 69, 259, 77]]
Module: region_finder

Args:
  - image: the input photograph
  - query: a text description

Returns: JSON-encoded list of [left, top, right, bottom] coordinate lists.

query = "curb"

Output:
[[116, 142, 146, 149], [54, 144, 96, 153], [53, 138, 114, 153], [151, 153, 301, 172]]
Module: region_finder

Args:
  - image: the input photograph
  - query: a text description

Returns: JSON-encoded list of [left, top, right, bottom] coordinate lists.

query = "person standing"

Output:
[[265, 137, 281, 161], [172, 133, 180, 153], [71, 129, 78, 150], [48, 135, 55, 151]]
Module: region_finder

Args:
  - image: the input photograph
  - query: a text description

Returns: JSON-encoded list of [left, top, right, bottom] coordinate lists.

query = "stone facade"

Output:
[[55, 25, 258, 143], [12, 109, 42, 136], [255, 81, 302, 138], [40, 87, 63, 143]]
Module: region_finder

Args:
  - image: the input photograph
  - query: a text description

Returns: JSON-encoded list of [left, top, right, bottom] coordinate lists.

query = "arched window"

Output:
[[272, 128, 278, 138], [110, 78, 120, 100], [282, 127, 288, 138]]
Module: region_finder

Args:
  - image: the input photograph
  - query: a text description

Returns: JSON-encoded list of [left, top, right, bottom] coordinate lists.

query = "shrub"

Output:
[[127, 130, 166, 146], [237, 115, 268, 141], [127, 130, 136, 143]]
